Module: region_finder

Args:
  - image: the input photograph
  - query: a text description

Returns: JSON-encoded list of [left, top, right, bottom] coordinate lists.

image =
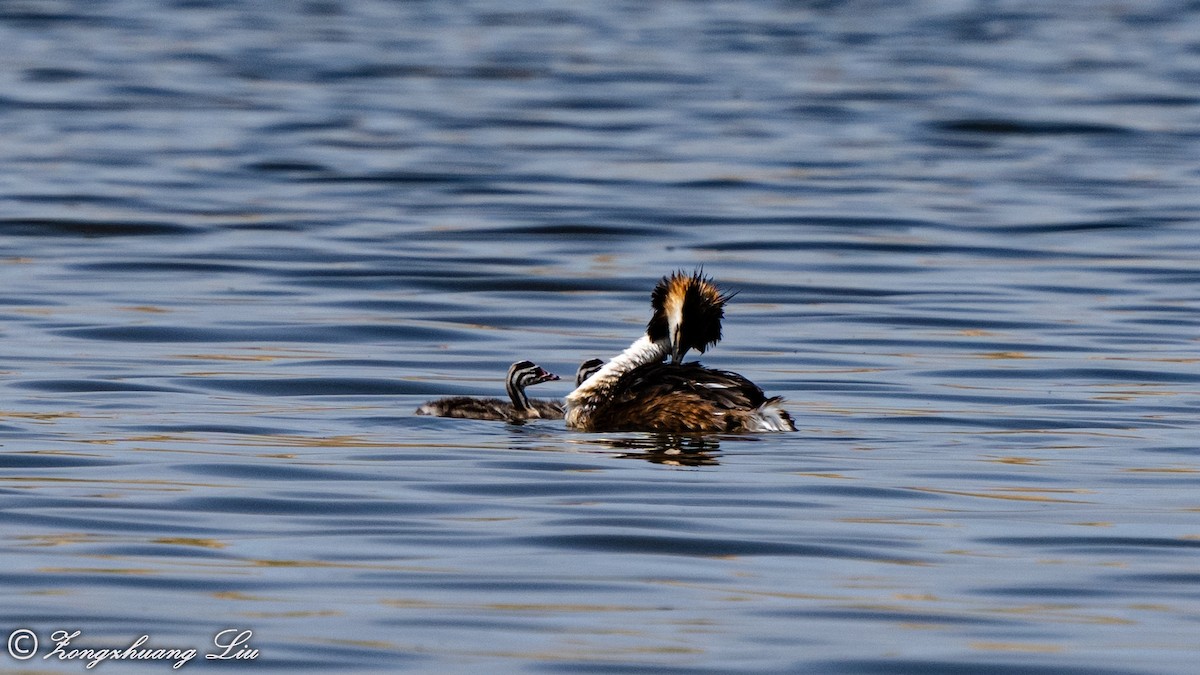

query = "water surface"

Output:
[[2, 1, 1199, 673]]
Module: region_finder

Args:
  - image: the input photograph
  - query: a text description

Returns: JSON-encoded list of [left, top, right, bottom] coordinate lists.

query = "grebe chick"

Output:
[[515, 359, 608, 419], [507, 359, 608, 419], [416, 361, 560, 422], [575, 358, 605, 386], [565, 270, 795, 433]]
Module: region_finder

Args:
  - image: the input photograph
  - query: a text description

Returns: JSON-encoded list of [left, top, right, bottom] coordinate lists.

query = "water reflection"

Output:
[[591, 434, 723, 466]]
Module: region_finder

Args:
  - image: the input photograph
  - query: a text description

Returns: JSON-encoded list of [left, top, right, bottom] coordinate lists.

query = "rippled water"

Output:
[[2, 1, 1199, 673]]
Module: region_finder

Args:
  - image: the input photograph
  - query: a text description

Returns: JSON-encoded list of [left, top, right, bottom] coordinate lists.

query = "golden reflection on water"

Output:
[[222, 433, 398, 448], [381, 597, 665, 615], [989, 456, 1044, 465], [970, 641, 1064, 653], [152, 537, 227, 549], [840, 518, 955, 527], [39, 566, 158, 576], [910, 486, 1093, 503], [240, 609, 342, 619], [10, 449, 106, 458], [249, 559, 423, 570], [213, 591, 274, 602], [16, 533, 105, 547], [0, 410, 83, 421], [988, 604, 1137, 626], [654, 579, 845, 602], [0, 476, 217, 490], [57, 430, 403, 449], [173, 348, 327, 362]]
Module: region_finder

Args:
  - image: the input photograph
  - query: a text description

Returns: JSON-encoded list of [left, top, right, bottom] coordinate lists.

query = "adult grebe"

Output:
[[565, 271, 796, 433], [415, 361, 560, 422]]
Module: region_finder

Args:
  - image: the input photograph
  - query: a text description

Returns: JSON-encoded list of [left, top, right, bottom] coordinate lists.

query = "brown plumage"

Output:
[[579, 363, 794, 433]]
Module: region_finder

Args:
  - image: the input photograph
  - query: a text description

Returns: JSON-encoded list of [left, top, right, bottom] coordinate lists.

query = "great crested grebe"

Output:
[[415, 361, 560, 422], [565, 270, 796, 433]]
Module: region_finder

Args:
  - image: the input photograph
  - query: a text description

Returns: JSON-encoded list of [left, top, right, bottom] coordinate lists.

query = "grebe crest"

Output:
[[647, 270, 733, 364]]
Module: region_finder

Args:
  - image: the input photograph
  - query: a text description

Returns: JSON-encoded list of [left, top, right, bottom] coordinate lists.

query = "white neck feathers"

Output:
[[566, 335, 666, 405]]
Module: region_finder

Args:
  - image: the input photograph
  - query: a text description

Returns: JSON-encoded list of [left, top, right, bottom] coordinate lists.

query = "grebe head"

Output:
[[506, 361, 559, 411], [646, 270, 731, 364], [508, 360, 559, 388], [575, 358, 605, 386]]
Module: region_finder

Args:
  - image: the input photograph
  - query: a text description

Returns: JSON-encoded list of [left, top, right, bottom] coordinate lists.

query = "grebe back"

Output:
[[573, 362, 794, 432]]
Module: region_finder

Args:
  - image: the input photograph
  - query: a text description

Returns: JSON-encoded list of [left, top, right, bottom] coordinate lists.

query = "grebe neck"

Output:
[[506, 374, 532, 412]]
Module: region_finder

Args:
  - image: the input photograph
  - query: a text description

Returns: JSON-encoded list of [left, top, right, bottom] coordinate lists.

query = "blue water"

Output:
[[2, 1, 1199, 672]]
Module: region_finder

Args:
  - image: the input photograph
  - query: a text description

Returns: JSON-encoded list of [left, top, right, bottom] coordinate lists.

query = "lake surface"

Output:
[[2, 1, 1199, 672]]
